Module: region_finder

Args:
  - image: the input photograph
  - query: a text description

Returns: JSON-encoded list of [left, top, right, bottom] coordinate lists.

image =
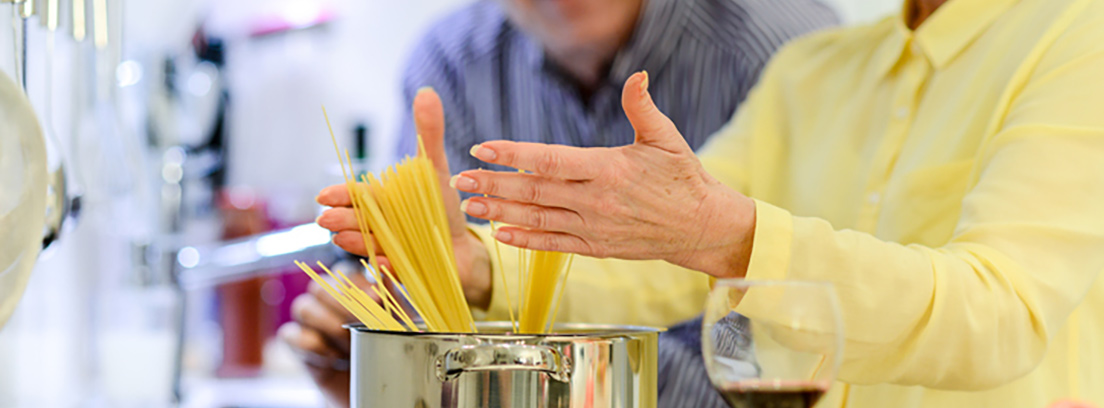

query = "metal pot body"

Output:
[[350, 322, 660, 408]]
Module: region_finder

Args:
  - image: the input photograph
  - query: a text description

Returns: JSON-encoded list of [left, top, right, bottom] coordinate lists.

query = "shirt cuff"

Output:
[[734, 200, 803, 324], [467, 223, 516, 322], [743, 199, 795, 282]]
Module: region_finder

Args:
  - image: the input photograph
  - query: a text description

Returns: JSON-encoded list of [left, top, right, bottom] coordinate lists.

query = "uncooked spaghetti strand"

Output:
[[372, 285, 418, 331], [388, 175, 448, 321], [359, 260, 419, 331], [296, 261, 385, 329], [547, 254, 575, 333], [490, 218, 517, 332], [409, 166, 465, 329], [357, 260, 402, 326], [361, 258, 426, 329], [323, 106, 350, 183], [517, 245, 527, 329], [325, 263, 387, 322], [318, 262, 403, 331], [520, 250, 566, 333], [357, 178, 448, 331], [343, 149, 379, 273], [325, 108, 380, 275]]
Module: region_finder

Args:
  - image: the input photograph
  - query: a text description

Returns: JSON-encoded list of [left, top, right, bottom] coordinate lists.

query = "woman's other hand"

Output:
[[451, 72, 756, 278]]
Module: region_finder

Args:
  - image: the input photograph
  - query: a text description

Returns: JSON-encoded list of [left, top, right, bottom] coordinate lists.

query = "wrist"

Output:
[[458, 229, 494, 310], [681, 188, 757, 279]]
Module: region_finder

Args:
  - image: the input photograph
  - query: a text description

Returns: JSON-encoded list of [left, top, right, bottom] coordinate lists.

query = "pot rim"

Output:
[[345, 321, 665, 338]]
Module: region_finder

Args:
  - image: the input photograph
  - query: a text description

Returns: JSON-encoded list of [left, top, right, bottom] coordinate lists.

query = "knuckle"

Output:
[[526, 207, 548, 229], [501, 148, 518, 167], [535, 234, 556, 251], [555, 235, 579, 253], [535, 151, 561, 175], [483, 199, 502, 220], [522, 182, 542, 203], [509, 230, 529, 248], [481, 174, 499, 196], [576, 236, 605, 258]]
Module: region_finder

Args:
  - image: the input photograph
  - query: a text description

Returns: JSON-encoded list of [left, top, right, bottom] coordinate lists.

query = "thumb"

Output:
[[621, 71, 689, 152], [412, 87, 467, 237], [413, 87, 449, 175]]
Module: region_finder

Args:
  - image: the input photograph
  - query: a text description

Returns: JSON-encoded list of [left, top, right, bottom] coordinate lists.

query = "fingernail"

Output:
[[416, 86, 433, 95], [495, 230, 512, 243], [470, 144, 497, 161], [460, 199, 487, 216], [639, 71, 649, 93], [449, 174, 477, 190], [314, 214, 323, 224]]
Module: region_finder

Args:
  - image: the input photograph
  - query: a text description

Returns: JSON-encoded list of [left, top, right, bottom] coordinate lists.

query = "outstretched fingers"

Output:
[[460, 196, 584, 233], [469, 141, 607, 181], [317, 184, 352, 207], [492, 226, 596, 256], [451, 170, 582, 208]]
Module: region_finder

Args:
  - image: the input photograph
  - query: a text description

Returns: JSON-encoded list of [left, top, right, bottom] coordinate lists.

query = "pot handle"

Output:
[[436, 344, 572, 382]]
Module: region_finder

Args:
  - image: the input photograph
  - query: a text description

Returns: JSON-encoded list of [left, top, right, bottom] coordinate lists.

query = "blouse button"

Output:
[[867, 192, 882, 205]]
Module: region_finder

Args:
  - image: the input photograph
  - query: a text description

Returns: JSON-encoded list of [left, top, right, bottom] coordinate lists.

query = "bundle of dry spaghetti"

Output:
[[297, 107, 574, 334], [511, 245, 574, 334], [296, 107, 474, 333]]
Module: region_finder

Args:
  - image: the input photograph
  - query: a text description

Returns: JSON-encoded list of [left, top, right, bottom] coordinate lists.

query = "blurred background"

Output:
[[0, 0, 897, 407]]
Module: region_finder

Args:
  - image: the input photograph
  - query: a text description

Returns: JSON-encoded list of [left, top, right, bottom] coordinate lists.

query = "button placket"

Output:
[[857, 53, 927, 233]]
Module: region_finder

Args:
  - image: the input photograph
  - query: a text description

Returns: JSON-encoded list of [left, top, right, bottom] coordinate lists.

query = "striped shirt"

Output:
[[394, 1, 838, 407], [395, 0, 838, 175]]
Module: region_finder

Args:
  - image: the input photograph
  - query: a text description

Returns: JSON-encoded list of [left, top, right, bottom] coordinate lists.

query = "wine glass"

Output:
[[702, 279, 844, 408]]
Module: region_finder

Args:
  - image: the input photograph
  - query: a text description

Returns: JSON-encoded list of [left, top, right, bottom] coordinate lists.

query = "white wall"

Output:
[[209, 0, 469, 225], [825, 0, 902, 25]]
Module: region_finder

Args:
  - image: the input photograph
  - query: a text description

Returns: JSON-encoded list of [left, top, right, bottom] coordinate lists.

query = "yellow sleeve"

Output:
[[470, 223, 710, 328], [737, 22, 1104, 389]]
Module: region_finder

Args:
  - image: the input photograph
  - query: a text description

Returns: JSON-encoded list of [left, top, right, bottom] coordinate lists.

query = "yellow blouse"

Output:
[[476, 0, 1104, 405]]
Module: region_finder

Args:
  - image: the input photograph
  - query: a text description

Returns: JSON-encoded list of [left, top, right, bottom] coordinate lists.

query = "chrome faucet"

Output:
[[173, 222, 339, 290]]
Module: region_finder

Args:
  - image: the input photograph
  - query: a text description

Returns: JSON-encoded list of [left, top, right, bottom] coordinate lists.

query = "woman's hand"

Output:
[[450, 72, 757, 278], [314, 88, 494, 308]]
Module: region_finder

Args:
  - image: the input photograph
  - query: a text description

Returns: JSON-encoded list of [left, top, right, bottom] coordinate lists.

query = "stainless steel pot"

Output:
[[349, 322, 661, 408]]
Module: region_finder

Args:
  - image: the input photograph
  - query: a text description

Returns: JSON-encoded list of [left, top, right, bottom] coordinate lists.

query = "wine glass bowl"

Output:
[[702, 279, 844, 408]]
